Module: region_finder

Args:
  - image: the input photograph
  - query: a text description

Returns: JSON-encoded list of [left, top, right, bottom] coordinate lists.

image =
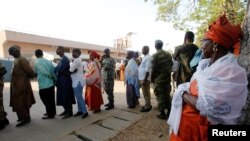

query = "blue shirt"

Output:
[[34, 58, 56, 90]]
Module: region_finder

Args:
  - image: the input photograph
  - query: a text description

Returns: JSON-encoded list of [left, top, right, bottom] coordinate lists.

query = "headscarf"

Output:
[[90, 51, 100, 59], [205, 14, 243, 50]]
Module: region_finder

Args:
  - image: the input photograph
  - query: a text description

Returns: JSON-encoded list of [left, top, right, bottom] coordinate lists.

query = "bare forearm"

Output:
[[183, 92, 198, 111]]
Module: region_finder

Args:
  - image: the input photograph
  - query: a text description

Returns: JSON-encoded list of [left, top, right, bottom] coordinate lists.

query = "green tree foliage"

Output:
[[145, 0, 247, 46]]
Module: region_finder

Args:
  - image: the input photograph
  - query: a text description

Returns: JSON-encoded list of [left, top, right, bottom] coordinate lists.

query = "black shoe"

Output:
[[104, 103, 110, 107], [74, 112, 83, 117], [61, 113, 73, 119], [3, 118, 9, 125], [59, 111, 67, 116], [0, 124, 5, 130], [0, 119, 8, 130], [82, 112, 88, 119], [140, 106, 152, 112], [42, 116, 54, 120], [93, 109, 101, 113], [44, 113, 48, 116], [156, 112, 167, 120], [16, 119, 31, 127], [128, 106, 135, 109], [105, 104, 114, 110]]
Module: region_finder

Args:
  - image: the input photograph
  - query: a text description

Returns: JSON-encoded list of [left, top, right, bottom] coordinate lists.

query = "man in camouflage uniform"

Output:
[[0, 62, 9, 130], [173, 31, 199, 86], [151, 40, 173, 120], [102, 48, 115, 110]]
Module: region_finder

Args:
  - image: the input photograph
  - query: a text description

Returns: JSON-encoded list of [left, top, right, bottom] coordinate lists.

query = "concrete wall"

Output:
[[0, 31, 6, 57], [2, 41, 125, 60], [0, 30, 126, 60], [3, 41, 56, 58]]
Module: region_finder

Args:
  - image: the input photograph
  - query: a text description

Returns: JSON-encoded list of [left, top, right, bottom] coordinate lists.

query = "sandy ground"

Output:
[[108, 107, 169, 141]]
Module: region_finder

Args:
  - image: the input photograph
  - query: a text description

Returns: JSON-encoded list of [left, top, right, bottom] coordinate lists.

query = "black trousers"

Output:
[[39, 86, 56, 117], [62, 100, 73, 115]]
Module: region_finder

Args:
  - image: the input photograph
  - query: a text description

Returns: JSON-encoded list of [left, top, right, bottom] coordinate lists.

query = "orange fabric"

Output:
[[233, 42, 240, 56], [85, 62, 96, 78], [170, 80, 209, 141], [119, 64, 125, 81], [85, 85, 103, 111], [205, 14, 242, 50]]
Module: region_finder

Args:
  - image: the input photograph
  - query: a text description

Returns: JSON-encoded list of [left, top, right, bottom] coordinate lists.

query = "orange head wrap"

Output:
[[205, 14, 243, 49], [90, 51, 100, 59]]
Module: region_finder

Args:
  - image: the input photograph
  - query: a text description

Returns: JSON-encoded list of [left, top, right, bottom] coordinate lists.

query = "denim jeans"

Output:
[[73, 82, 87, 113]]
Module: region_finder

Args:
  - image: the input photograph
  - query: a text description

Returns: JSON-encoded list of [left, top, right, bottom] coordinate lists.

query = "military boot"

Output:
[[156, 111, 167, 120], [105, 103, 114, 110]]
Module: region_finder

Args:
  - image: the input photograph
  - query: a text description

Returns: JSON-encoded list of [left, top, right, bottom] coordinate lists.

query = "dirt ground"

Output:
[[108, 107, 169, 141]]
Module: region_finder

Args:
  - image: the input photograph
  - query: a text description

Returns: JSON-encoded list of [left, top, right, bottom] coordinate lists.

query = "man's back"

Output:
[[151, 49, 173, 85], [102, 57, 115, 80], [173, 45, 183, 61], [176, 43, 198, 85], [35, 58, 55, 90]]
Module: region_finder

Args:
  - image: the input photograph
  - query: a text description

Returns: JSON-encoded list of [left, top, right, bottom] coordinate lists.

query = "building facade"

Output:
[[0, 30, 127, 60]]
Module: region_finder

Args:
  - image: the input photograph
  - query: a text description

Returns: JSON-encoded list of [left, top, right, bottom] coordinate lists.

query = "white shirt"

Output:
[[82, 61, 88, 71], [138, 54, 151, 81], [172, 58, 179, 72], [115, 62, 120, 70], [70, 57, 85, 88]]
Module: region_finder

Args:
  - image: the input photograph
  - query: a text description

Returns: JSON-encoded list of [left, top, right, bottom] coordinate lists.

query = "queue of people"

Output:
[[0, 14, 248, 141], [0, 39, 174, 130]]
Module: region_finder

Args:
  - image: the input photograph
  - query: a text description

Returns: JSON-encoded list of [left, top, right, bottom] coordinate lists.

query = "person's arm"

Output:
[[57, 57, 70, 74], [19, 58, 35, 78], [151, 55, 156, 83], [69, 59, 78, 73], [182, 92, 198, 111], [142, 56, 151, 85], [173, 46, 181, 60], [49, 62, 57, 82]]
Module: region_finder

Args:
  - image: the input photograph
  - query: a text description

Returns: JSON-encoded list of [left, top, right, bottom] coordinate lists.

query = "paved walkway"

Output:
[[0, 81, 159, 141]]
